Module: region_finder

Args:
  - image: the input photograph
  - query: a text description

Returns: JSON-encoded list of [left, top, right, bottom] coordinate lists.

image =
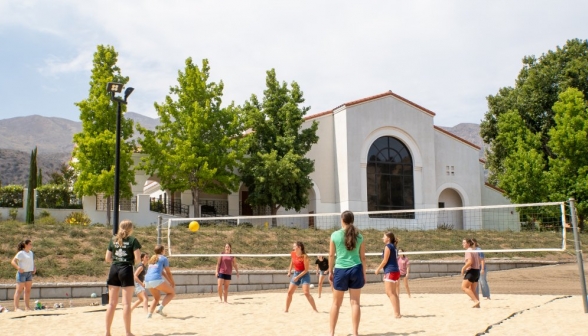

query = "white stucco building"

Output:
[[83, 91, 512, 228]]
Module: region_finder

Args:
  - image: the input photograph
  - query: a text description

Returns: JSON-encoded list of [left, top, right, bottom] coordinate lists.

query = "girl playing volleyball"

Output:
[[104, 220, 142, 336], [131, 252, 149, 314], [285, 241, 318, 312], [144, 245, 176, 318], [329, 210, 366, 336], [216, 243, 240, 303], [375, 232, 401, 318]]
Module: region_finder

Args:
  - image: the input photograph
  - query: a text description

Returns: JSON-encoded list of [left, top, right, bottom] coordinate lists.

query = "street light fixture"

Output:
[[106, 82, 134, 235]]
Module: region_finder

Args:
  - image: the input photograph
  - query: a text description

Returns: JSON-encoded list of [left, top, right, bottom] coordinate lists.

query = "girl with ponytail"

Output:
[[328, 210, 366, 336], [105, 220, 142, 336], [144, 244, 176, 318], [375, 232, 401, 318]]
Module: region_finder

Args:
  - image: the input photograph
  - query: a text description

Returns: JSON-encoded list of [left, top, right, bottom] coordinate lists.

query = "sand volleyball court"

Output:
[[1, 263, 586, 335]]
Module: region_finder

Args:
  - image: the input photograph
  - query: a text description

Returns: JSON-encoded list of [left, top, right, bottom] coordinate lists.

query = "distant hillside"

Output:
[[438, 123, 485, 158], [0, 148, 71, 186], [0, 113, 159, 186], [0, 114, 486, 186], [0, 115, 81, 153]]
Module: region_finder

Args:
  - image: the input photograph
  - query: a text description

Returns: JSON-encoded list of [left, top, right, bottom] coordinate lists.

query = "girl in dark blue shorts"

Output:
[[328, 211, 366, 336]]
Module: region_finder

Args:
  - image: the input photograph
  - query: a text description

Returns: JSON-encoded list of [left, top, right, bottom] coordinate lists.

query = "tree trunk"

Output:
[[271, 205, 279, 227], [192, 188, 200, 218], [106, 195, 111, 226]]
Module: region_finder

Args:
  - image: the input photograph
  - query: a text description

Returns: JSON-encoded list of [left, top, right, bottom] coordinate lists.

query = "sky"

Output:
[[1, 1, 587, 127]]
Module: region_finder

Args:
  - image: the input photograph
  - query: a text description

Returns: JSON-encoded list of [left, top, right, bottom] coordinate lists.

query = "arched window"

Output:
[[366, 136, 414, 214]]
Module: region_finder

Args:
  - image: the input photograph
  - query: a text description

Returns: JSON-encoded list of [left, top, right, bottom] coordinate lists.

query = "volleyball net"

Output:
[[166, 201, 568, 258]]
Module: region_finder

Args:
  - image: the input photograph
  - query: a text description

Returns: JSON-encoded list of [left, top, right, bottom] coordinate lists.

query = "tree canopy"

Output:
[[137, 58, 244, 217], [240, 69, 319, 220], [72, 45, 135, 224], [480, 38, 588, 224]]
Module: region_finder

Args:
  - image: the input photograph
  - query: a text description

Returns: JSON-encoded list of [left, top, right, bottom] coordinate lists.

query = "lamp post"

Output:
[[106, 82, 134, 235]]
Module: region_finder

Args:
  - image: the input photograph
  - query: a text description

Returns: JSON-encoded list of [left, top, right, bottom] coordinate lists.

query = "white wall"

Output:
[[341, 96, 437, 212]]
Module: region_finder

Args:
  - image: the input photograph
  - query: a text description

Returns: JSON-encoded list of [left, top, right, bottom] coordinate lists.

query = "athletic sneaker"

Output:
[[147, 313, 152, 319], [156, 305, 167, 317]]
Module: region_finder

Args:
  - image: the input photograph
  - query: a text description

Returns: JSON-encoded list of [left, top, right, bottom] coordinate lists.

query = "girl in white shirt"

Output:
[[11, 239, 36, 311]]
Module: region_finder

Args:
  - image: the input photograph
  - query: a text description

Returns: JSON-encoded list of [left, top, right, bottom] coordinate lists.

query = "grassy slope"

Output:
[[1, 220, 585, 282]]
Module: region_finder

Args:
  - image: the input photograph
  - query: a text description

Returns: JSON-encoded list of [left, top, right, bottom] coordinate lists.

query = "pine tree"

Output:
[[25, 147, 37, 224]]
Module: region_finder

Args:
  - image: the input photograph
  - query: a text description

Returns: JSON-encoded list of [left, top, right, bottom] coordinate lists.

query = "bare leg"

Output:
[[156, 282, 176, 308], [13, 282, 24, 311], [223, 280, 231, 303], [24, 281, 33, 310], [121, 286, 135, 336], [105, 286, 120, 336], [384, 281, 401, 318], [131, 291, 142, 311], [318, 274, 324, 298], [349, 288, 362, 336], [472, 282, 480, 302], [284, 283, 297, 312], [302, 284, 318, 312], [403, 277, 411, 298], [148, 288, 161, 314], [217, 278, 224, 302], [461, 280, 480, 307], [329, 289, 345, 336]]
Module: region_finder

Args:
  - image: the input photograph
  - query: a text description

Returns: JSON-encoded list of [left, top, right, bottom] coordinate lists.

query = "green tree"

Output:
[[26, 147, 37, 224], [240, 69, 319, 224], [546, 88, 588, 223], [49, 163, 77, 188], [481, 39, 588, 186], [71, 45, 135, 225], [493, 111, 547, 203], [137, 58, 244, 217], [37, 168, 42, 187]]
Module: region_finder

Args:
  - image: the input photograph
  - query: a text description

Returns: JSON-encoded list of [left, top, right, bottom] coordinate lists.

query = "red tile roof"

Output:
[[484, 182, 505, 193], [434, 126, 481, 150]]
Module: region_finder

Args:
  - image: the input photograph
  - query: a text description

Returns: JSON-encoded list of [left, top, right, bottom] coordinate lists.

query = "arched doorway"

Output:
[[437, 188, 464, 229]]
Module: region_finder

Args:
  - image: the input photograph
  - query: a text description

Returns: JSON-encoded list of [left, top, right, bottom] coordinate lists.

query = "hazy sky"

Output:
[[1, 1, 587, 126]]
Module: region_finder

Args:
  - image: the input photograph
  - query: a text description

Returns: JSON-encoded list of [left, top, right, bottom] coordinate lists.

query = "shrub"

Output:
[[9, 208, 18, 220], [437, 223, 454, 230], [36, 184, 82, 209], [0, 185, 24, 207], [36, 215, 60, 225], [38, 210, 51, 218], [64, 212, 91, 226]]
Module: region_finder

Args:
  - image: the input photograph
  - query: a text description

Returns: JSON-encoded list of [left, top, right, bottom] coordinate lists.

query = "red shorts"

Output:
[[383, 271, 400, 282]]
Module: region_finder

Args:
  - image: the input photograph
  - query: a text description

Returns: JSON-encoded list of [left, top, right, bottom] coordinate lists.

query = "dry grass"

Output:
[[1, 219, 585, 282]]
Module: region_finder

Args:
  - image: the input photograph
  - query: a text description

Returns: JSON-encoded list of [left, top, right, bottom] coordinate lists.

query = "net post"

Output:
[[569, 198, 588, 313], [157, 215, 162, 245]]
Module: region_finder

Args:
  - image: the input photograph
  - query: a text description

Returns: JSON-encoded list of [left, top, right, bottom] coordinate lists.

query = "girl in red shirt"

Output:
[[285, 241, 318, 312]]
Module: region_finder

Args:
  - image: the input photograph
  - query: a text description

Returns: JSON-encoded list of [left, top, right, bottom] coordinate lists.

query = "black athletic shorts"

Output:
[[464, 269, 480, 283], [107, 263, 135, 287]]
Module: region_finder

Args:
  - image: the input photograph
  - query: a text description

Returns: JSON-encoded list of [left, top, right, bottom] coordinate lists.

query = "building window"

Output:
[[366, 136, 414, 217], [446, 165, 455, 176], [438, 202, 445, 208]]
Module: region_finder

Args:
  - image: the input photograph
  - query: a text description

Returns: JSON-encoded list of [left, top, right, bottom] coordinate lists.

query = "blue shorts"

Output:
[[318, 270, 328, 276], [16, 271, 33, 283], [333, 264, 365, 291], [218, 273, 232, 281], [290, 271, 311, 286], [144, 279, 165, 289]]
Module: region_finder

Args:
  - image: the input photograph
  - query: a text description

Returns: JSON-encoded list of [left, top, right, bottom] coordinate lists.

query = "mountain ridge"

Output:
[[0, 114, 483, 185]]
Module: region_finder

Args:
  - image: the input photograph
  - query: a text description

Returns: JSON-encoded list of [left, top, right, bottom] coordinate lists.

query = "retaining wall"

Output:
[[0, 260, 563, 301]]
